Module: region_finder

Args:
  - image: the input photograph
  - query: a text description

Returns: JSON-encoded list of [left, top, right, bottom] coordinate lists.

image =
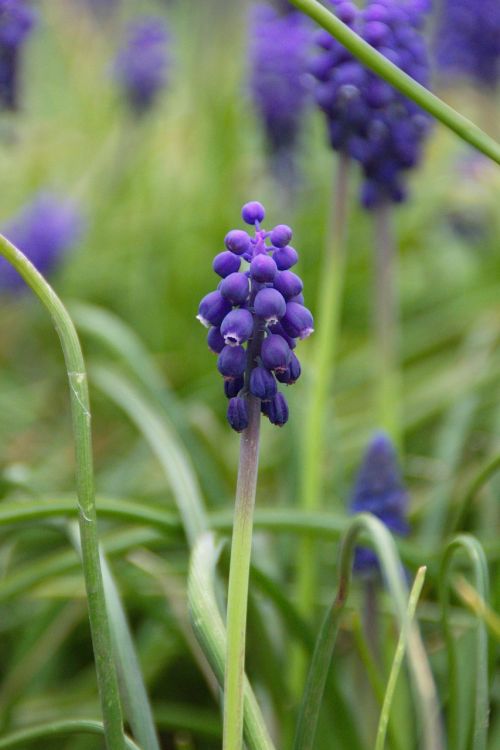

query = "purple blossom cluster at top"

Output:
[[435, 1, 500, 89], [113, 17, 170, 116], [197, 202, 314, 432], [0, 0, 36, 111], [248, 4, 311, 160], [0, 192, 83, 291], [349, 432, 409, 573], [311, 0, 432, 208]]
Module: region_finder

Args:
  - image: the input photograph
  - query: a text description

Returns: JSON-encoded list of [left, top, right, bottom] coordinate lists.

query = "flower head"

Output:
[[0, 0, 36, 111], [197, 201, 314, 431], [311, 0, 431, 208], [349, 432, 409, 574], [0, 192, 83, 291], [248, 4, 311, 165], [434, 1, 500, 89], [113, 17, 170, 116]]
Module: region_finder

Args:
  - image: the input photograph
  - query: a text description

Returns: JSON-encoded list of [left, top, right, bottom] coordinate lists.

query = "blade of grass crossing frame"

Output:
[[0, 720, 141, 750], [375, 566, 427, 750]]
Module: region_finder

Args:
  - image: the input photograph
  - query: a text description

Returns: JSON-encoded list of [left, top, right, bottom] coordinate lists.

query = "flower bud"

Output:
[[220, 272, 250, 305], [197, 291, 232, 328], [227, 397, 249, 432], [220, 308, 254, 346], [207, 327, 225, 354], [261, 334, 291, 373], [272, 245, 298, 270], [224, 229, 251, 255], [281, 301, 314, 339], [242, 201, 265, 225], [224, 375, 244, 399], [276, 352, 301, 384], [273, 270, 303, 300], [249, 366, 277, 401], [250, 253, 277, 283], [270, 224, 292, 248], [266, 392, 289, 426], [213, 250, 241, 277], [254, 287, 286, 324], [217, 345, 246, 378]]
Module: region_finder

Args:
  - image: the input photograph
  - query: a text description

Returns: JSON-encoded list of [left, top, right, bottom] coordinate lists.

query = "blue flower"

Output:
[[349, 432, 409, 573], [113, 17, 170, 116], [0, 0, 36, 111], [197, 202, 314, 431], [0, 192, 84, 291]]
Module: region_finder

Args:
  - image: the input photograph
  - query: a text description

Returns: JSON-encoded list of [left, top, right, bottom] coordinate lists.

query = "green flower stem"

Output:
[[0, 235, 125, 750], [450, 451, 500, 533], [288, 0, 500, 164], [223, 394, 262, 750], [0, 721, 141, 750], [374, 202, 401, 446], [295, 153, 351, 683], [439, 536, 490, 750]]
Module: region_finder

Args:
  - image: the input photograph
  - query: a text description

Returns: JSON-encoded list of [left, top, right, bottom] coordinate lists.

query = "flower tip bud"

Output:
[[242, 201, 265, 225]]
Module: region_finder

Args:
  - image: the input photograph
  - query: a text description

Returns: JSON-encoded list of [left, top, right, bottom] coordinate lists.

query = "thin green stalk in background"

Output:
[[0, 234, 126, 750], [224, 395, 262, 750], [295, 153, 350, 683], [374, 566, 427, 750], [287, 0, 500, 164], [0, 720, 141, 750], [293, 513, 443, 750], [440, 535, 490, 750], [374, 202, 401, 447]]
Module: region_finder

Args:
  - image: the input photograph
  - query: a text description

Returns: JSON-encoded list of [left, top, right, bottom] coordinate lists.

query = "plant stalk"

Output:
[[0, 234, 126, 750], [223, 394, 262, 750]]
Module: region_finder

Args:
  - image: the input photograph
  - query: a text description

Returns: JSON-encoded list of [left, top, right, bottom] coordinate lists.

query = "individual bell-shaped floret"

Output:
[[227, 396, 249, 432], [281, 301, 314, 339], [272, 245, 298, 270], [217, 345, 247, 379], [197, 290, 232, 328], [213, 250, 241, 278], [270, 224, 293, 247], [224, 376, 244, 399], [273, 270, 303, 300], [276, 351, 301, 384], [250, 253, 277, 283], [266, 392, 289, 426], [220, 308, 254, 347], [254, 287, 286, 324], [220, 272, 250, 305], [249, 366, 277, 401], [261, 333, 291, 373], [242, 201, 266, 225], [207, 327, 225, 354]]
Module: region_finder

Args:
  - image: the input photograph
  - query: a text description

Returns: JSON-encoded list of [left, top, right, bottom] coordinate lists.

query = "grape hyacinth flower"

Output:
[[435, 1, 500, 90], [248, 4, 311, 183], [0, 192, 83, 291], [113, 17, 170, 116], [197, 201, 313, 431], [311, 0, 432, 207], [0, 0, 36, 111], [349, 432, 409, 574]]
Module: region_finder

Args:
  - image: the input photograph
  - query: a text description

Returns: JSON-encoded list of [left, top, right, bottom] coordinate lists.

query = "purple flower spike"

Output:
[[261, 334, 291, 373], [220, 308, 254, 347], [281, 302, 314, 339], [217, 345, 247, 379], [198, 202, 313, 430], [0, 0, 36, 111], [242, 201, 265, 225], [0, 192, 83, 291], [350, 432, 409, 574], [272, 245, 298, 270], [273, 270, 303, 300], [249, 366, 277, 401], [219, 272, 250, 306], [113, 17, 170, 116], [254, 287, 286, 324], [213, 250, 241, 278], [197, 290, 232, 328], [227, 397, 249, 432]]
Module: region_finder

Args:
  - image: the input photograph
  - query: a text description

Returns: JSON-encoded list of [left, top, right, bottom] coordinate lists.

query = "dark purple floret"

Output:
[[281, 302, 314, 339], [349, 432, 409, 574], [311, 0, 432, 207], [0, 192, 83, 291], [434, 1, 500, 89], [273, 270, 303, 300], [227, 397, 249, 432], [248, 5, 311, 165], [0, 0, 36, 111], [113, 17, 170, 116], [197, 202, 313, 431]]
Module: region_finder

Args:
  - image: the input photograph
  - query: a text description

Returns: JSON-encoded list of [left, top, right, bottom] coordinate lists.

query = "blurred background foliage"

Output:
[[0, 1, 499, 749]]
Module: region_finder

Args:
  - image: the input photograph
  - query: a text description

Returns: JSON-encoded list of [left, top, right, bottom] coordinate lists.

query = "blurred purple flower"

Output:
[[113, 17, 171, 116], [349, 432, 409, 574], [248, 4, 312, 169], [0, 0, 36, 110], [434, 1, 500, 89], [0, 193, 84, 291]]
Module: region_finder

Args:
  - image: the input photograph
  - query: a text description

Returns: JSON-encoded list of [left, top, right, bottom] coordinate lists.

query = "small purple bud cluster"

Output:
[[113, 17, 170, 116], [0, 192, 84, 291], [434, 1, 500, 90], [349, 432, 409, 574], [0, 0, 36, 111], [311, 0, 431, 208], [248, 4, 311, 160], [197, 202, 313, 432]]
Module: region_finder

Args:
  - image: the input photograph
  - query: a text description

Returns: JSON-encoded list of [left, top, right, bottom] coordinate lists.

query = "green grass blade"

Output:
[[188, 533, 276, 750], [0, 720, 141, 750], [375, 566, 427, 750]]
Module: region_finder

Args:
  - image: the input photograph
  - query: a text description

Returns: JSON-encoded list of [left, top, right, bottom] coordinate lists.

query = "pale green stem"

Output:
[[223, 394, 261, 750], [288, 0, 500, 164], [374, 202, 401, 447], [294, 153, 350, 685], [0, 721, 141, 750], [0, 234, 126, 750]]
